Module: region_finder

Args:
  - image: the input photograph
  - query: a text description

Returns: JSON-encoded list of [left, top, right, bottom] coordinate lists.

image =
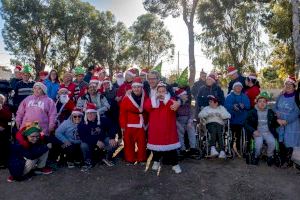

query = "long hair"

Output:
[[246, 77, 260, 88], [48, 69, 60, 83]]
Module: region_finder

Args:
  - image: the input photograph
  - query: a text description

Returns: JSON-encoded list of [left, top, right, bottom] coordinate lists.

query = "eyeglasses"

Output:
[[28, 135, 40, 139], [73, 115, 82, 119]]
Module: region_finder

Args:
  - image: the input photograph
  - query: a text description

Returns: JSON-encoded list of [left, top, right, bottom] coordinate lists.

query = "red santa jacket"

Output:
[[119, 92, 148, 130], [144, 95, 180, 151], [245, 85, 260, 108], [116, 81, 132, 104], [60, 82, 78, 99]]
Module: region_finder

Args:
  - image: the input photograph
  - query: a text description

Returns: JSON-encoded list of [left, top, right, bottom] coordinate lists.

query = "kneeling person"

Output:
[[78, 103, 117, 171]]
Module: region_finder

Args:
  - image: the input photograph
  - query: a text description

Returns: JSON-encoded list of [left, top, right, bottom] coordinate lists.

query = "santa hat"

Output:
[[39, 71, 48, 77], [157, 81, 167, 89], [58, 87, 70, 94], [95, 65, 105, 74], [284, 75, 297, 85], [207, 95, 219, 103], [89, 76, 99, 85], [33, 82, 47, 94], [175, 88, 187, 97], [233, 81, 243, 89], [131, 77, 143, 87], [140, 69, 149, 76], [207, 73, 217, 82], [72, 107, 83, 116], [102, 76, 112, 89], [125, 68, 136, 77], [247, 73, 257, 80], [227, 65, 238, 76], [14, 65, 23, 72], [84, 103, 100, 125]]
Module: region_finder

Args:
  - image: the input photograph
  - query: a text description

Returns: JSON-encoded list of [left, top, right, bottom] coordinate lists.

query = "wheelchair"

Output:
[[195, 118, 233, 159]]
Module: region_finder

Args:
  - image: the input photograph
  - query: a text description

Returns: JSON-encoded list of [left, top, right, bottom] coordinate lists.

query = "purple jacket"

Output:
[[16, 95, 57, 136]]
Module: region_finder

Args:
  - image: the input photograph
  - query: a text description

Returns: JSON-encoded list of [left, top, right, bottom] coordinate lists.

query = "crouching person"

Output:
[[7, 122, 52, 182], [244, 92, 279, 166], [55, 108, 83, 168], [78, 103, 117, 171], [198, 95, 231, 158]]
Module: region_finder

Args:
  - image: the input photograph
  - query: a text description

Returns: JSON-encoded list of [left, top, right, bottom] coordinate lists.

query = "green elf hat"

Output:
[[176, 67, 189, 87], [256, 91, 271, 102], [23, 121, 42, 137], [74, 66, 85, 76], [22, 64, 33, 74]]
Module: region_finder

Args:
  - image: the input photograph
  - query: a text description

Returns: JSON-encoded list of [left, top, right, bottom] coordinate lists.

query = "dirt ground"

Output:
[[0, 158, 299, 200]]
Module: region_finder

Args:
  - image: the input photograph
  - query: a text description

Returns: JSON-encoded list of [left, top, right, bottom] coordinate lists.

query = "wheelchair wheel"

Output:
[[240, 128, 247, 157]]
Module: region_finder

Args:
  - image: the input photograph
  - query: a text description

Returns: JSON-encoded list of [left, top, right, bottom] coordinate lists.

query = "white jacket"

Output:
[[198, 105, 231, 125]]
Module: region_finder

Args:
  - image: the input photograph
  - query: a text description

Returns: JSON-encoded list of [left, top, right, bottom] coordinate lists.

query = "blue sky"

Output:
[[0, 0, 213, 76]]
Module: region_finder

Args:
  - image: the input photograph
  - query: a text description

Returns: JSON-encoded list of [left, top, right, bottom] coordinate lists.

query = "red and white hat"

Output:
[[84, 103, 100, 125], [95, 65, 105, 74], [14, 65, 23, 72], [285, 75, 297, 85], [157, 81, 167, 88], [89, 76, 99, 85], [140, 69, 149, 76], [175, 88, 187, 97], [227, 65, 238, 76], [85, 102, 97, 113], [58, 87, 70, 94], [72, 107, 83, 116], [126, 68, 137, 77], [207, 73, 217, 82], [247, 73, 257, 80], [102, 76, 111, 84], [131, 77, 143, 87], [39, 71, 49, 77]]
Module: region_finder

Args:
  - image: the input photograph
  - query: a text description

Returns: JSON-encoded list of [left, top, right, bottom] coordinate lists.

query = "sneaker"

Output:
[[152, 161, 160, 171], [67, 162, 75, 169], [218, 151, 226, 159], [7, 176, 15, 183], [81, 164, 92, 172], [102, 158, 115, 167], [34, 167, 53, 175], [210, 146, 219, 157], [172, 164, 182, 174]]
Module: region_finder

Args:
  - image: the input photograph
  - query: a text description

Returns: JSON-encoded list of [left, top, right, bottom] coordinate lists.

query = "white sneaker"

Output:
[[152, 161, 160, 171], [218, 151, 226, 159], [172, 164, 182, 174], [210, 146, 219, 157]]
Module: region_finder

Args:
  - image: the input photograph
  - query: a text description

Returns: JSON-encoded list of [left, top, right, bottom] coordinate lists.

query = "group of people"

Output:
[[0, 63, 299, 183]]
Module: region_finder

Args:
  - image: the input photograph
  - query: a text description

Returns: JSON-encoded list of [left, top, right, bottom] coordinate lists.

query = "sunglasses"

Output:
[[73, 115, 82, 119]]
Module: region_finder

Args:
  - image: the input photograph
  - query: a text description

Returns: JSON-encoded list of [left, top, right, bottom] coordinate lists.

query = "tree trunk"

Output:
[[292, 0, 300, 78], [188, 25, 196, 85]]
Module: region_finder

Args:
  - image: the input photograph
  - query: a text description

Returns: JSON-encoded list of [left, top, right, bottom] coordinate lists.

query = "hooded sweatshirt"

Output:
[[16, 95, 57, 136], [55, 117, 81, 144], [198, 105, 231, 125]]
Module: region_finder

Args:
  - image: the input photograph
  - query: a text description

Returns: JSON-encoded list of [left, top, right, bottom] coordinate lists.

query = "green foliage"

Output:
[[197, 0, 266, 73], [129, 13, 174, 67]]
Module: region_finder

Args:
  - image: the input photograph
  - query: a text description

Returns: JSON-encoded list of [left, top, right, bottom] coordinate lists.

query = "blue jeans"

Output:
[[80, 138, 116, 164]]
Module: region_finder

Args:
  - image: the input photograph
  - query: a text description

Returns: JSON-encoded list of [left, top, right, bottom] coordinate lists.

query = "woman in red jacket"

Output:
[[245, 73, 261, 108]]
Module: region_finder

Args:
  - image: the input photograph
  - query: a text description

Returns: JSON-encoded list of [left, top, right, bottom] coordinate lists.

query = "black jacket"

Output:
[[244, 108, 279, 138]]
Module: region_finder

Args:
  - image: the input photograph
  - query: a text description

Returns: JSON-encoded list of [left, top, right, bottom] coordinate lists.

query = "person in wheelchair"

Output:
[[198, 95, 231, 158], [244, 92, 279, 166]]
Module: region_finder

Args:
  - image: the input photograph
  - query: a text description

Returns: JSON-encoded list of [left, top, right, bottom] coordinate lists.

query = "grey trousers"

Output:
[[177, 116, 196, 150]]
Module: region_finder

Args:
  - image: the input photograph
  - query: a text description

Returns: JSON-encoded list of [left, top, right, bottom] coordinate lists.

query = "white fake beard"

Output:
[[116, 77, 124, 86], [59, 94, 70, 104]]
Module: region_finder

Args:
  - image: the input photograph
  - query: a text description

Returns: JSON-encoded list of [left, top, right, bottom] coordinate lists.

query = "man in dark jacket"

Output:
[[83, 65, 95, 83], [227, 65, 246, 94], [78, 103, 117, 171], [191, 69, 207, 99], [196, 73, 225, 117]]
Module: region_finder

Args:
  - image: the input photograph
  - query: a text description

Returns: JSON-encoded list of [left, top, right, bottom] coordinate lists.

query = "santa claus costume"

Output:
[[119, 77, 148, 163], [144, 81, 182, 173], [116, 68, 136, 104]]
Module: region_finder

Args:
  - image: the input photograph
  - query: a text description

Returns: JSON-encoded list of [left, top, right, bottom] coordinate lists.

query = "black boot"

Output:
[[267, 156, 274, 166], [254, 157, 259, 165]]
